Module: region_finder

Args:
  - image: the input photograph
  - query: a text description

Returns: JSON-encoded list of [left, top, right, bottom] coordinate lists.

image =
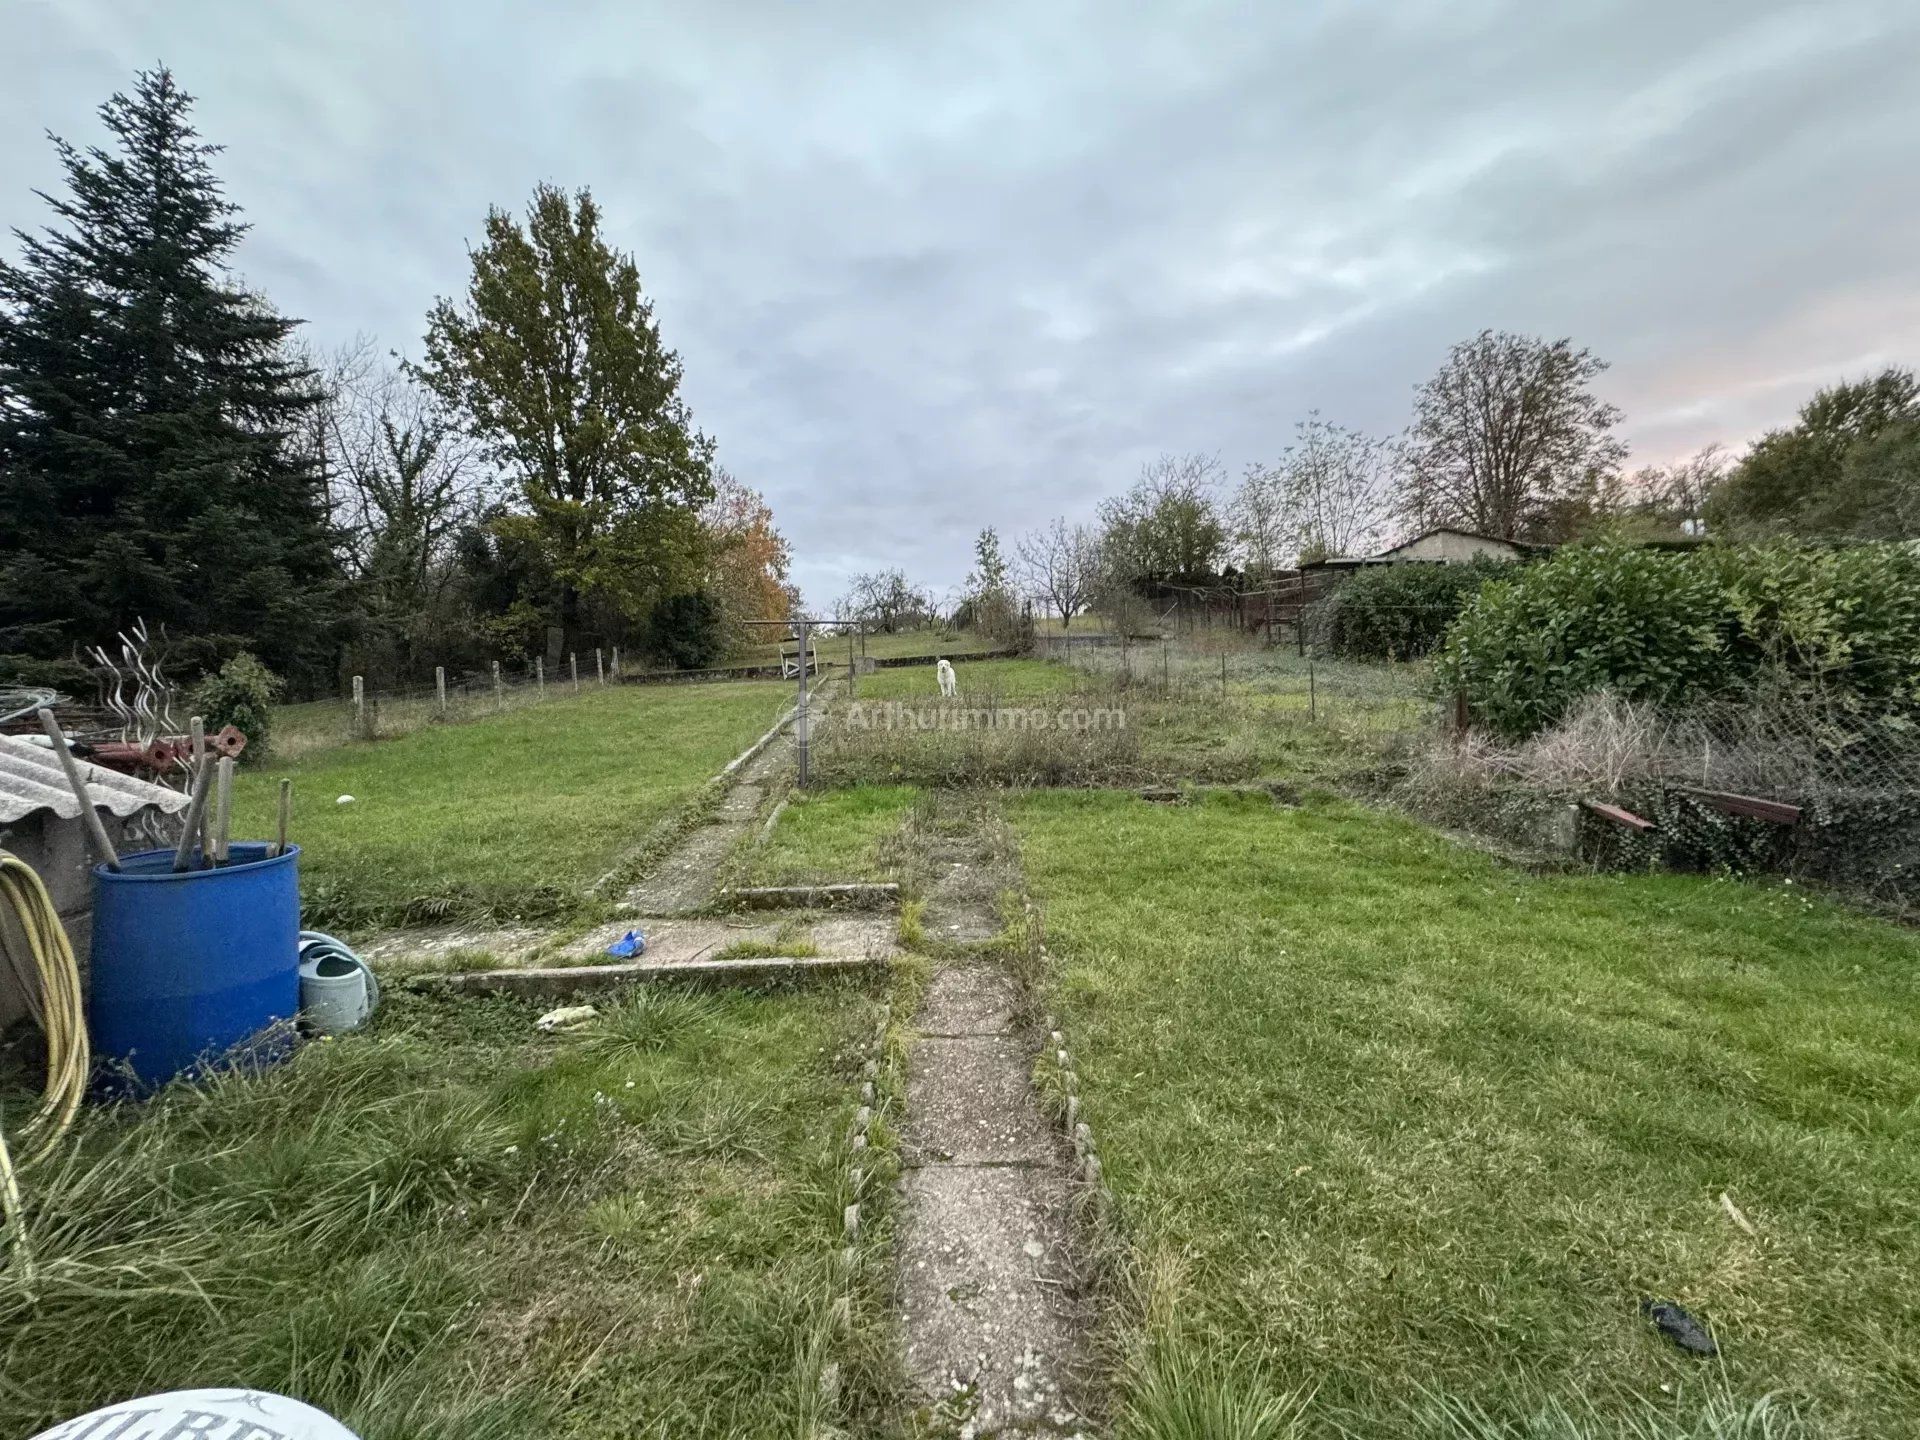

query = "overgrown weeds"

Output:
[[0, 983, 873, 1438]]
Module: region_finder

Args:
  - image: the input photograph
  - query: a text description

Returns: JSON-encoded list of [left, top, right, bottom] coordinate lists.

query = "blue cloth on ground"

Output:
[[606, 929, 647, 958]]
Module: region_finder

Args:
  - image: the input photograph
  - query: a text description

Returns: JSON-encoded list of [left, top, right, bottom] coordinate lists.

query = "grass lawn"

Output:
[[0, 983, 876, 1440], [850, 656, 1086, 701], [1010, 788, 1920, 1437], [743, 784, 920, 888], [233, 680, 787, 930]]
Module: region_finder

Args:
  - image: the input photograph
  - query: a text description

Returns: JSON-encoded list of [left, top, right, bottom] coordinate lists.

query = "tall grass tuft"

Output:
[[1386, 1386, 1809, 1440], [1115, 1348, 1309, 1440]]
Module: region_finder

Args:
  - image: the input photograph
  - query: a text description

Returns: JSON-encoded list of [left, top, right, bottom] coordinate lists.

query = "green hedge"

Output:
[[1436, 543, 1920, 739], [1324, 559, 1505, 662]]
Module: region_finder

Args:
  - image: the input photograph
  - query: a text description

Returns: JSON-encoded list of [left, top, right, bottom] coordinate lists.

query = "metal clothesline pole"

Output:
[[739, 615, 845, 790]]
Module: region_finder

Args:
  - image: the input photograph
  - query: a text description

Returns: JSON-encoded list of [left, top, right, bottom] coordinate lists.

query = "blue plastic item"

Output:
[[606, 929, 647, 958], [90, 843, 302, 1088]]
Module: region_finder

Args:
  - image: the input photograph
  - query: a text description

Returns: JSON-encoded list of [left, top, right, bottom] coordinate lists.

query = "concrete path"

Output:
[[618, 723, 795, 914], [898, 948, 1088, 1433]]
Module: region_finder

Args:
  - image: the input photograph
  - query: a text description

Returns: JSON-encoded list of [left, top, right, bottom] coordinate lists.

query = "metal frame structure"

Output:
[[736, 616, 850, 788]]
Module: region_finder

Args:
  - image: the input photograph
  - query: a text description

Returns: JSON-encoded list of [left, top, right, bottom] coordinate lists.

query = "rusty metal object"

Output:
[[1670, 785, 1802, 826], [1582, 799, 1655, 832], [74, 726, 245, 780]]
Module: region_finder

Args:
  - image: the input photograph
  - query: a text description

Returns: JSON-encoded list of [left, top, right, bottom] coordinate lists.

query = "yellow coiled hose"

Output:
[[0, 848, 91, 1284]]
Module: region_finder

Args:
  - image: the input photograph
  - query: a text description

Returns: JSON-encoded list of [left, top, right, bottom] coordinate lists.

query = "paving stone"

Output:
[[906, 1035, 1057, 1165], [620, 823, 741, 914], [919, 965, 1017, 1036], [897, 1164, 1087, 1436]]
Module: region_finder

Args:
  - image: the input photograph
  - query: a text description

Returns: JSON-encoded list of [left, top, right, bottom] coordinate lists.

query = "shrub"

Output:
[[1436, 542, 1920, 740], [189, 652, 282, 756], [644, 592, 724, 670], [1324, 559, 1504, 662], [1711, 542, 1920, 712]]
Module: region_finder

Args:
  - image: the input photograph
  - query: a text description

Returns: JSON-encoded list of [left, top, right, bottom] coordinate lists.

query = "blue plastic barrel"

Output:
[[90, 843, 302, 1088]]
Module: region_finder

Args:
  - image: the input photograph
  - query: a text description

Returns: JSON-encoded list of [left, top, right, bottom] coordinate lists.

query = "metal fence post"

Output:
[[795, 618, 811, 789], [435, 665, 447, 717]]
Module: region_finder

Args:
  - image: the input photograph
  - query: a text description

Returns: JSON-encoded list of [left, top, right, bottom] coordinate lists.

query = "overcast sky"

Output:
[[5, 2, 1917, 605]]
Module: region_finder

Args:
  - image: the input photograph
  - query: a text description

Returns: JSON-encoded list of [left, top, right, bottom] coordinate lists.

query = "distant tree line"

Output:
[[0, 68, 797, 702], [996, 332, 1918, 630]]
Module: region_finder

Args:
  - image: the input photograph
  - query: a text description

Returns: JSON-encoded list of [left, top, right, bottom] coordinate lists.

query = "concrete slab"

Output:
[[355, 923, 550, 973], [620, 822, 740, 914], [724, 882, 900, 910], [919, 965, 1017, 1037], [561, 916, 777, 964], [717, 779, 765, 820], [906, 1036, 1058, 1166], [810, 914, 902, 959], [897, 1164, 1087, 1436], [562, 913, 898, 964]]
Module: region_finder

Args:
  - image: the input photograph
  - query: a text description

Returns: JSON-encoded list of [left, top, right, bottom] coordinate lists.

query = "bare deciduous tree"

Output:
[[314, 338, 495, 590], [1278, 413, 1393, 562], [1399, 330, 1627, 541], [839, 568, 935, 633], [1229, 463, 1289, 578], [1630, 443, 1729, 536], [1016, 517, 1100, 627]]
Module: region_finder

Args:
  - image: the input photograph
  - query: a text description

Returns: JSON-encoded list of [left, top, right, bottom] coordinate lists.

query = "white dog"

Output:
[[935, 658, 958, 698]]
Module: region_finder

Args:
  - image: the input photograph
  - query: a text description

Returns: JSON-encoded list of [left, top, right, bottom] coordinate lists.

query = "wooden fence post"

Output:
[[535, 657, 544, 698], [595, 648, 605, 685], [570, 652, 579, 692], [435, 665, 447, 717], [351, 675, 366, 740], [611, 646, 621, 679], [492, 660, 503, 711]]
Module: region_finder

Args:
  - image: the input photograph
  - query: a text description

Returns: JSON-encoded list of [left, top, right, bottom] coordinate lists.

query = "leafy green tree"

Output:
[[0, 68, 344, 688], [1710, 369, 1920, 539], [643, 591, 723, 669], [1098, 453, 1228, 585], [416, 185, 714, 657]]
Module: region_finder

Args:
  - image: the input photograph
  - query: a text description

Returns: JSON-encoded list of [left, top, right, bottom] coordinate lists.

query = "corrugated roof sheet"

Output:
[[0, 735, 190, 824]]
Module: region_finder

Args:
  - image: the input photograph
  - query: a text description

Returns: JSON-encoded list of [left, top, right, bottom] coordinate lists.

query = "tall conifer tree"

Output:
[[0, 68, 342, 687]]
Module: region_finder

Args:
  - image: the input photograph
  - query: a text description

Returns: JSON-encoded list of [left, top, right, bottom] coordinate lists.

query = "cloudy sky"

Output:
[[5, 2, 1917, 605]]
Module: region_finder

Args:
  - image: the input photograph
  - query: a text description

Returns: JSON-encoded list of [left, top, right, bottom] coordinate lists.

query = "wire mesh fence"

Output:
[[273, 660, 606, 758], [1043, 632, 1443, 748], [1394, 688, 1920, 916]]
